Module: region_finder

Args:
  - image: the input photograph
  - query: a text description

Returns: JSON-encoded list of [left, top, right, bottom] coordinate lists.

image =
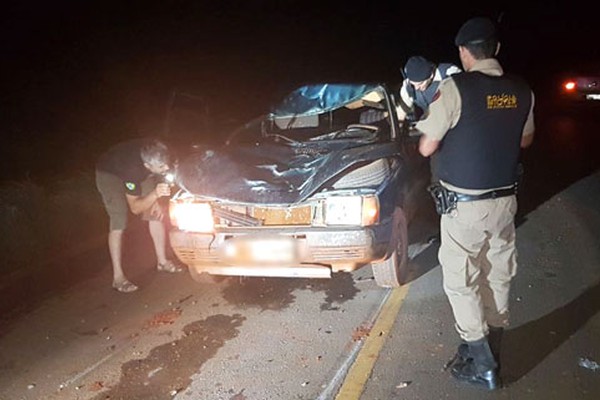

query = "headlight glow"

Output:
[[361, 196, 379, 226], [324, 195, 379, 226], [564, 81, 576, 91], [169, 201, 214, 233]]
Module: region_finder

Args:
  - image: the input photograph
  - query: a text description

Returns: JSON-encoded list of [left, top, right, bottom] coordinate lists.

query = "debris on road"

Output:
[[352, 324, 372, 342], [578, 357, 600, 371], [89, 381, 104, 391], [143, 308, 183, 330], [178, 294, 193, 304], [27, 383, 36, 390], [230, 389, 247, 400], [396, 381, 411, 389], [148, 366, 163, 378]]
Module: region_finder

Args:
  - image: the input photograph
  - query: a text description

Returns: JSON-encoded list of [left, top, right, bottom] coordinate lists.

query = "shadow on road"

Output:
[[502, 280, 600, 384], [404, 240, 441, 285]]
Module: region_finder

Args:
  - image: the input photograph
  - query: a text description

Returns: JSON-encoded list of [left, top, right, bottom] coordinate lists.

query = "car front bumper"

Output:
[[169, 222, 394, 279]]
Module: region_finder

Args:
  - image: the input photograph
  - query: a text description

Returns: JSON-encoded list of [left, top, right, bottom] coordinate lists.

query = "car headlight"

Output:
[[169, 201, 215, 233], [324, 195, 379, 226]]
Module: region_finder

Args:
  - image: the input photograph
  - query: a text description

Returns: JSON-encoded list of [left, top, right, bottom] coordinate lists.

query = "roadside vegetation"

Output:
[[0, 171, 106, 277]]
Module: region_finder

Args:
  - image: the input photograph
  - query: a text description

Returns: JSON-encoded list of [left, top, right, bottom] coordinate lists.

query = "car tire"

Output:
[[371, 207, 408, 288]]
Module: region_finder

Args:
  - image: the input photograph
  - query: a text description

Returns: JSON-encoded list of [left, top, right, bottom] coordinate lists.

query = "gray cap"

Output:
[[454, 17, 497, 46]]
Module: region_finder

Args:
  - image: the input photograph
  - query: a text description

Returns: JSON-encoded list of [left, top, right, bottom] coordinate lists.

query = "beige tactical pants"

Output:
[[439, 195, 518, 342]]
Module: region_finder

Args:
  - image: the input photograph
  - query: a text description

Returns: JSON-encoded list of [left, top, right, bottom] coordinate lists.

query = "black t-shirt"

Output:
[[96, 138, 152, 196]]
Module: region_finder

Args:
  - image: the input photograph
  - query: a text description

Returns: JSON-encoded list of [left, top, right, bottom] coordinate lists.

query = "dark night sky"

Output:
[[0, 0, 597, 180]]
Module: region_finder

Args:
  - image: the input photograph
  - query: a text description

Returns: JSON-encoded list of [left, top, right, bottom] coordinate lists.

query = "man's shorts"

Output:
[[95, 170, 160, 231]]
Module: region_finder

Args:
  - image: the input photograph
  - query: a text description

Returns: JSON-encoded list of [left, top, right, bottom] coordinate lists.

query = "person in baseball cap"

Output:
[[454, 16, 498, 46], [397, 56, 462, 122], [404, 56, 435, 83]]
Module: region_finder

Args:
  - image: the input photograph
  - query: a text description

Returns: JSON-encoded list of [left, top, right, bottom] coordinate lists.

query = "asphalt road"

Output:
[[362, 169, 600, 399], [0, 100, 599, 400]]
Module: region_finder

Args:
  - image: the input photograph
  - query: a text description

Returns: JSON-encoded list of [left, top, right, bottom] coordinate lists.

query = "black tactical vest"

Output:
[[432, 71, 531, 190]]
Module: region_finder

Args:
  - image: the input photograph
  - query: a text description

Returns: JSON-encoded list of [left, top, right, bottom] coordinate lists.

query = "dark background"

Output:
[[1, 1, 598, 181]]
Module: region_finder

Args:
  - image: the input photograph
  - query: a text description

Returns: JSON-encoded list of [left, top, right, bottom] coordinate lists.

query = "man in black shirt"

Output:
[[95, 138, 183, 293]]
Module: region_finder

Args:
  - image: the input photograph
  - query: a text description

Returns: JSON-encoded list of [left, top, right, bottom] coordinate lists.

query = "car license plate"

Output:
[[585, 94, 600, 100], [252, 205, 312, 225], [223, 237, 298, 264]]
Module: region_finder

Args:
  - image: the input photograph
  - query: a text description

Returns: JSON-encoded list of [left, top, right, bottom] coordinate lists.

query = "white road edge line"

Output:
[[60, 353, 115, 389]]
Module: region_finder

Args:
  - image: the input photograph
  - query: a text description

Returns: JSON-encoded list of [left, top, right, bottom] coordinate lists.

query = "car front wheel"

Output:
[[371, 207, 408, 288]]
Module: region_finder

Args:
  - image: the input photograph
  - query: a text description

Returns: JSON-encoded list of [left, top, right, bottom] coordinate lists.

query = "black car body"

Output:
[[168, 83, 430, 287]]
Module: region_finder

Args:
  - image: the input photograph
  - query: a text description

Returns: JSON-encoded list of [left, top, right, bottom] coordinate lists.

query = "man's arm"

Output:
[[396, 81, 414, 121], [521, 133, 534, 148], [126, 183, 170, 215], [419, 135, 441, 157], [520, 92, 536, 149], [414, 78, 461, 156]]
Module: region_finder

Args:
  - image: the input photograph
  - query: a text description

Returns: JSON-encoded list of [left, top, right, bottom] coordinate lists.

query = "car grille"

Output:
[[174, 245, 367, 264]]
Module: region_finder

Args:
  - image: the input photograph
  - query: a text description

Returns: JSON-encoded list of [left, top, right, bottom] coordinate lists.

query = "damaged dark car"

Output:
[[168, 83, 430, 287]]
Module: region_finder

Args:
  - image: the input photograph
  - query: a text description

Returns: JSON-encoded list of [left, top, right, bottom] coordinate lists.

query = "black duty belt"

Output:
[[454, 187, 517, 202], [428, 184, 517, 215]]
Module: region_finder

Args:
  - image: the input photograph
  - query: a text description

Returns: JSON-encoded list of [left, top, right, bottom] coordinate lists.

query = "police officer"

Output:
[[397, 55, 462, 122], [416, 17, 535, 390], [95, 138, 183, 293]]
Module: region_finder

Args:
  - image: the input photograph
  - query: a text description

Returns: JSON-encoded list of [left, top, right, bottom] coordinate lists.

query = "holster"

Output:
[[428, 183, 458, 216]]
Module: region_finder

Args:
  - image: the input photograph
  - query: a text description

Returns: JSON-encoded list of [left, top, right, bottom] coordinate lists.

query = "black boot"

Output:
[[450, 337, 500, 390], [447, 341, 471, 371], [450, 327, 504, 371]]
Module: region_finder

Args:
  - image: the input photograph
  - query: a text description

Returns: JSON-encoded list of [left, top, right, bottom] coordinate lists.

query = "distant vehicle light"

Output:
[[564, 81, 576, 91]]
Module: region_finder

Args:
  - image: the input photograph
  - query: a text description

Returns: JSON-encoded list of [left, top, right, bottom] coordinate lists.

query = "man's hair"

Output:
[[463, 38, 498, 60], [140, 139, 170, 166]]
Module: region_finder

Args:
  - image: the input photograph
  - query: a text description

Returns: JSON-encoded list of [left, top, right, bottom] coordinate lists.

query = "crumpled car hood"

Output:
[[177, 141, 400, 205]]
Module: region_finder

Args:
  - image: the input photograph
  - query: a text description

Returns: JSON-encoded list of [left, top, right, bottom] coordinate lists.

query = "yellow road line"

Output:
[[335, 285, 410, 400]]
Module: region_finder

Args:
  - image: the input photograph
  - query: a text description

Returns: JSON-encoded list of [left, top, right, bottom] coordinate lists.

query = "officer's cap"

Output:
[[404, 56, 434, 82], [454, 17, 497, 46]]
